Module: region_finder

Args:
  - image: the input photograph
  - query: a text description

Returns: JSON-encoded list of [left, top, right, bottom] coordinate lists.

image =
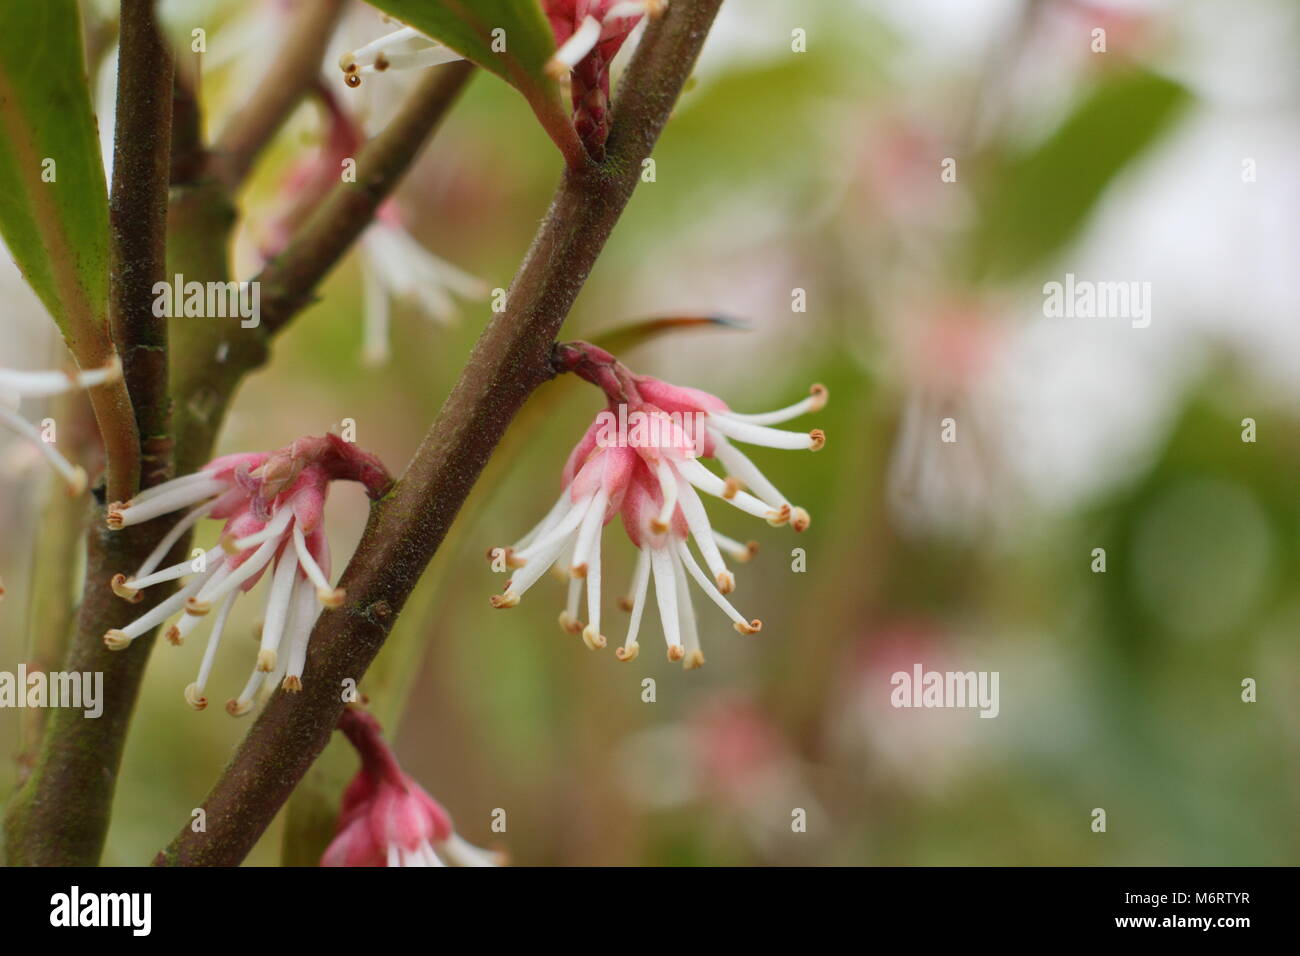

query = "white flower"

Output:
[[357, 213, 490, 366], [338, 25, 464, 87]]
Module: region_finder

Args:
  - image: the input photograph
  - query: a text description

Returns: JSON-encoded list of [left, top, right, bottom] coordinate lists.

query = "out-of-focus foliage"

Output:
[[970, 67, 1190, 280]]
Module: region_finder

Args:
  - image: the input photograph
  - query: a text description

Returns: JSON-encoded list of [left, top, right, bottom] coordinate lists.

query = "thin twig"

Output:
[[110, 0, 174, 488], [156, 0, 725, 867], [207, 0, 346, 190], [259, 62, 476, 334]]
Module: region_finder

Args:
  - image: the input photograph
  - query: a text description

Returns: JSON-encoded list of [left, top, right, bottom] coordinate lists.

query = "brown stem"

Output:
[[207, 0, 346, 190], [110, 0, 174, 488], [155, 0, 724, 867], [1, 0, 178, 866]]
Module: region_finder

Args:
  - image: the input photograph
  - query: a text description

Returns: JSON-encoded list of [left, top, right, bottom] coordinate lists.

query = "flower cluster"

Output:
[[490, 343, 826, 668], [104, 435, 391, 715], [338, 1, 663, 160], [323, 707, 503, 867], [0, 357, 121, 497]]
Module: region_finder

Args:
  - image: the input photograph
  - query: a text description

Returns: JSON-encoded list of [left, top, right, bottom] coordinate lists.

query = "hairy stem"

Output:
[[156, 0, 724, 867], [110, 0, 174, 487], [1, 0, 177, 865]]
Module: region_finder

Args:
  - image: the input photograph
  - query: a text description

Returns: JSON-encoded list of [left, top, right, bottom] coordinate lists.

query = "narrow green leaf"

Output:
[[970, 68, 1191, 280], [0, 0, 110, 355], [591, 314, 750, 354]]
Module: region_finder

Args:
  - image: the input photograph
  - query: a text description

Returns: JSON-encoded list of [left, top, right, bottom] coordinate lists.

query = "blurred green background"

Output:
[[2, 0, 1299, 865]]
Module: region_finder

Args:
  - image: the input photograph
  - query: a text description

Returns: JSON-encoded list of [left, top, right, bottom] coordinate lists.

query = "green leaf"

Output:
[[969, 68, 1191, 280], [0, 0, 110, 355], [590, 314, 750, 354], [361, 1, 575, 154]]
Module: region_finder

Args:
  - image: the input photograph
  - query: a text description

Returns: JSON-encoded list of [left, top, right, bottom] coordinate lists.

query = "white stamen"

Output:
[[230, 505, 293, 551], [363, 43, 464, 73], [125, 469, 221, 507], [227, 665, 266, 716], [188, 589, 238, 708], [675, 539, 758, 632], [619, 546, 651, 658], [412, 275, 457, 324], [605, 1, 655, 21], [569, 487, 608, 576], [111, 476, 228, 527], [496, 523, 575, 604], [258, 548, 302, 670], [419, 843, 444, 867], [340, 26, 463, 75], [0, 405, 87, 492], [516, 494, 587, 562], [672, 474, 729, 584], [284, 574, 322, 686], [719, 385, 826, 426], [561, 573, 583, 633], [706, 413, 819, 450], [131, 499, 219, 579], [293, 524, 341, 605], [0, 357, 121, 397], [192, 513, 288, 609], [711, 529, 757, 563], [359, 222, 487, 336], [712, 437, 790, 511], [652, 458, 678, 532], [421, 252, 491, 303], [127, 545, 223, 591], [437, 833, 502, 867], [112, 574, 209, 643], [677, 458, 775, 520], [167, 562, 231, 645], [257, 619, 292, 705], [582, 515, 604, 648], [547, 16, 601, 75], [551, 538, 577, 583], [671, 546, 702, 666], [649, 546, 681, 653]]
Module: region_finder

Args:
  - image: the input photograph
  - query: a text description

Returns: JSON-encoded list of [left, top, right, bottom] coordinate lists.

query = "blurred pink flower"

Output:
[[840, 621, 980, 793], [885, 301, 1015, 539], [618, 694, 826, 857], [323, 708, 502, 867], [260, 88, 487, 365]]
